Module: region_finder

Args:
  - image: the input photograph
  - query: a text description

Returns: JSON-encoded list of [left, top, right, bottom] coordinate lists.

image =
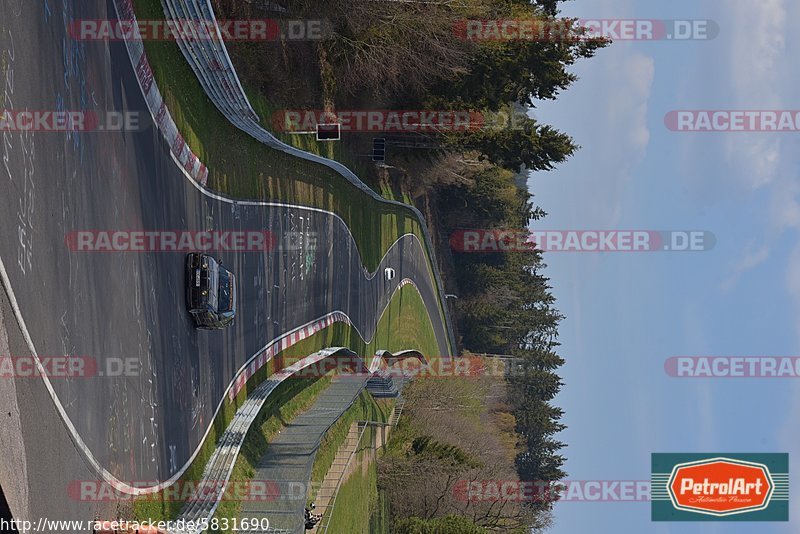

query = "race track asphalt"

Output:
[[0, 0, 450, 524]]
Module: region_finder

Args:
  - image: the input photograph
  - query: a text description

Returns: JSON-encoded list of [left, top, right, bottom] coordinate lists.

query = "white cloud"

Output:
[[531, 48, 655, 226], [771, 177, 800, 231], [720, 241, 770, 292], [723, 0, 788, 189], [729, 0, 786, 94], [723, 137, 781, 190], [595, 50, 654, 224], [710, 0, 800, 291], [778, 245, 800, 510], [785, 244, 800, 306], [619, 53, 654, 151]]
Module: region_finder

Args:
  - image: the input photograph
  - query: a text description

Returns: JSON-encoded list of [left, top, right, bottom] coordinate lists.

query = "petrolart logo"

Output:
[[652, 454, 788, 521]]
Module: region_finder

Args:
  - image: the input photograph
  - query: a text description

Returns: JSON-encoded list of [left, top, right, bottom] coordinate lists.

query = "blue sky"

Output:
[[529, 0, 799, 532]]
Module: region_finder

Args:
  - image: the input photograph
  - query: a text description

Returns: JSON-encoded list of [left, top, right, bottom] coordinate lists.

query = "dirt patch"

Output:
[[0, 296, 30, 523]]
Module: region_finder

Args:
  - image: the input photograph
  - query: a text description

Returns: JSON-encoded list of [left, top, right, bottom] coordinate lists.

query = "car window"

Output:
[[206, 258, 219, 311], [218, 270, 233, 312]]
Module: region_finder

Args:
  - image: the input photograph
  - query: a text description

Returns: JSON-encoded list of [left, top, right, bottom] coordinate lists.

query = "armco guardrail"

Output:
[[157, 0, 456, 357], [169, 348, 425, 533], [171, 348, 357, 533]]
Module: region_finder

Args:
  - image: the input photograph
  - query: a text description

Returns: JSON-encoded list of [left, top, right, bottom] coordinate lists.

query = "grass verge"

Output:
[[126, 2, 450, 527], [210, 373, 332, 528], [131, 283, 438, 526], [325, 460, 381, 534], [132, 0, 432, 276], [131, 323, 344, 522], [132, 0, 450, 354], [132, 374, 331, 522], [308, 391, 392, 504]]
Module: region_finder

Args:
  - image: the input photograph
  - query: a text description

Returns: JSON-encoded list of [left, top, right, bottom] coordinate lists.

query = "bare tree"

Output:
[[309, 0, 475, 101], [379, 367, 546, 531]]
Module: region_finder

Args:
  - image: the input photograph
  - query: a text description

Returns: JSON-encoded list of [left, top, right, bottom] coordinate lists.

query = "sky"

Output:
[[529, 0, 800, 532]]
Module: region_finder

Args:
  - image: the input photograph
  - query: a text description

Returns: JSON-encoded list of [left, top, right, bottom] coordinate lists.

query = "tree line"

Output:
[[217, 0, 609, 530]]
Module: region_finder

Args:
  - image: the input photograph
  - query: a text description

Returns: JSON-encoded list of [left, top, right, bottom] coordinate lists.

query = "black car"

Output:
[[185, 252, 236, 329]]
